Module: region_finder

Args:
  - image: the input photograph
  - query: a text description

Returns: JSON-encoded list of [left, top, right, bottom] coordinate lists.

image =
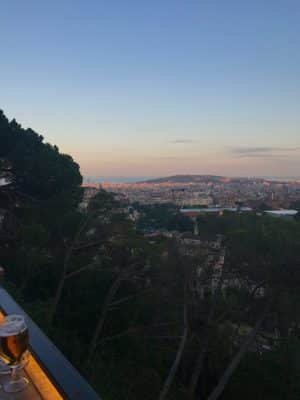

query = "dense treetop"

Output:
[[0, 109, 82, 206]]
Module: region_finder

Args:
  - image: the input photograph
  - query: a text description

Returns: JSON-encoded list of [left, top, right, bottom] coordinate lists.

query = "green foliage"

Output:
[[224, 338, 300, 400], [2, 109, 300, 400], [136, 203, 194, 232], [0, 109, 82, 213]]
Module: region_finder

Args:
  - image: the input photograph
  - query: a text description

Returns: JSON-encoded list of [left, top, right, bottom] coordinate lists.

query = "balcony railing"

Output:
[[0, 286, 101, 400]]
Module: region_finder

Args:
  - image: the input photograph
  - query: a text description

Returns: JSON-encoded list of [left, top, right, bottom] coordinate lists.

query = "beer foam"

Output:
[[0, 315, 26, 337]]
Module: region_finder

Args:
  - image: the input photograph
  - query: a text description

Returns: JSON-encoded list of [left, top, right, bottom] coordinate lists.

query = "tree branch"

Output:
[[65, 263, 98, 279], [108, 288, 154, 307], [73, 240, 103, 252], [188, 264, 225, 398], [158, 282, 189, 400], [207, 296, 273, 400]]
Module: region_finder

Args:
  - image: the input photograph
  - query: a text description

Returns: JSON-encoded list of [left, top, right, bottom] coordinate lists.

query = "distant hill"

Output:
[[140, 175, 227, 184]]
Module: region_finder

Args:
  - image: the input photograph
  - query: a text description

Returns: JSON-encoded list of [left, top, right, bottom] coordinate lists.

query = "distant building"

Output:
[[180, 206, 253, 217], [265, 209, 298, 218]]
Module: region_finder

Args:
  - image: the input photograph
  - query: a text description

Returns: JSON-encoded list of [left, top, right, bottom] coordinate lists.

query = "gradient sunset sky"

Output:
[[1, 1, 300, 178]]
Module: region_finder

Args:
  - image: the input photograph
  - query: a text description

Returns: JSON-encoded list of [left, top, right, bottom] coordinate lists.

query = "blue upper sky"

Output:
[[1, 0, 300, 177]]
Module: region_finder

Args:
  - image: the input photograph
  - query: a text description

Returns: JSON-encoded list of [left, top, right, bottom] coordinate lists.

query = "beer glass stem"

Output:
[[11, 365, 20, 381], [3, 364, 29, 392]]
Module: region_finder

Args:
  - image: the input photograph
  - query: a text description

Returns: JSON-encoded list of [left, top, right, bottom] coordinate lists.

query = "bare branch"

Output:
[[207, 296, 273, 400], [65, 263, 99, 279], [158, 282, 189, 400], [73, 240, 103, 252], [188, 261, 225, 398], [98, 327, 141, 346], [108, 288, 154, 307]]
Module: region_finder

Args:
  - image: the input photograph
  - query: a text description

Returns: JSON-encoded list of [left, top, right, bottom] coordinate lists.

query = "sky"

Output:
[[1, 0, 300, 178]]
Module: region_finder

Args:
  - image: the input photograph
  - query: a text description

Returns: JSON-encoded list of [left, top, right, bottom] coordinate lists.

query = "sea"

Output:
[[84, 176, 157, 184]]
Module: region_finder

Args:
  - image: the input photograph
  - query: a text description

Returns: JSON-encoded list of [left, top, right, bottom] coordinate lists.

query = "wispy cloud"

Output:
[[231, 147, 273, 154], [156, 156, 182, 160], [169, 139, 196, 144], [229, 146, 300, 157], [152, 155, 198, 161]]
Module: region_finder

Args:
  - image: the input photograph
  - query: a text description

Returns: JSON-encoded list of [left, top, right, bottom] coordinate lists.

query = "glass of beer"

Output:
[[0, 314, 29, 392]]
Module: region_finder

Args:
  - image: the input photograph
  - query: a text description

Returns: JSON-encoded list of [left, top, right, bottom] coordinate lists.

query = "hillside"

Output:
[[141, 174, 226, 184]]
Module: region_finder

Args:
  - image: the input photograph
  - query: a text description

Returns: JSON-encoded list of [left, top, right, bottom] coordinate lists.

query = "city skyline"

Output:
[[1, 1, 300, 177], [84, 174, 300, 184]]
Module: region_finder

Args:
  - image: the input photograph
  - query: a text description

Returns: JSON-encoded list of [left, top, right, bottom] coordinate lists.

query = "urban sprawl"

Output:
[[84, 176, 300, 215]]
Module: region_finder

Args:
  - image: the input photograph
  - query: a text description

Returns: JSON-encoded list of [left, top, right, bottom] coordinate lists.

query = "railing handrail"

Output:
[[0, 287, 101, 400]]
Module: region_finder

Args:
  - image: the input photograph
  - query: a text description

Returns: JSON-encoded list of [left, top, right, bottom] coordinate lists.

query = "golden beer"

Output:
[[0, 329, 28, 364], [0, 315, 28, 365]]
